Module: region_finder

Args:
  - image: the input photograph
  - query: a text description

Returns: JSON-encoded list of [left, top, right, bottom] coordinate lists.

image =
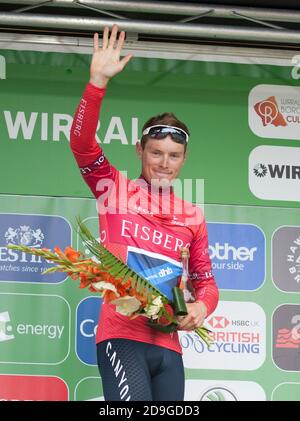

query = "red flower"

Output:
[[65, 246, 81, 262], [158, 304, 174, 326]]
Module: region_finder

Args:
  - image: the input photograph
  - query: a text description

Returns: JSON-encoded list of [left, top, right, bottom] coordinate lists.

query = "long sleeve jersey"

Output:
[[70, 82, 219, 354]]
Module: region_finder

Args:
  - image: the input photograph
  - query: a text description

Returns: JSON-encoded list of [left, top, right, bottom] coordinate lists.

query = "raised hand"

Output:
[[90, 25, 133, 88]]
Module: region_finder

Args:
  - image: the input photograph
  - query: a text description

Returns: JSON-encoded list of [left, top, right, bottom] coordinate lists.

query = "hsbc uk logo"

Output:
[[272, 226, 300, 293], [0, 213, 71, 283], [208, 315, 259, 329], [208, 316, 230, 329]]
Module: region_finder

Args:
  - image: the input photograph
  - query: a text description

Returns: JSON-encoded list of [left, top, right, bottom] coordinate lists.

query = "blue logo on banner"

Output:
[[207, 223, 265, 290], [127, 250, 182, 301], [76, 296, 102, 365], [0, 213, 71, 283]]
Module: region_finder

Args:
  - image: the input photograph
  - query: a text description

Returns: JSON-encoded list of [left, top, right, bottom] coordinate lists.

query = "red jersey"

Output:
[[70, 82, 219, 354]]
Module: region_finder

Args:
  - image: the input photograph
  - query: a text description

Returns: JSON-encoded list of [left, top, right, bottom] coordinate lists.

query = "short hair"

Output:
[[141, 112, 189, 152]]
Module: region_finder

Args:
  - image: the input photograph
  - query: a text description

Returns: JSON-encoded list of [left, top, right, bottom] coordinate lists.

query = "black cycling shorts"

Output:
[[97, 338, 185, 401]]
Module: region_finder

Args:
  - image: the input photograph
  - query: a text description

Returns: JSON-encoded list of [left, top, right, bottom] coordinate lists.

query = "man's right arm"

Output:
[[69, 25, 133, 197], [70, 81, 117, 196]]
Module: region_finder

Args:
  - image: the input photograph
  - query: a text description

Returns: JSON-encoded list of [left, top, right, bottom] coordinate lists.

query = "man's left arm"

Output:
[[177, 217, 219, 331]]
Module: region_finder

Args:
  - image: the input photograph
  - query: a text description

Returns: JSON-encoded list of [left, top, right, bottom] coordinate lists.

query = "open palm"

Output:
[[90, 25, 132, 87]]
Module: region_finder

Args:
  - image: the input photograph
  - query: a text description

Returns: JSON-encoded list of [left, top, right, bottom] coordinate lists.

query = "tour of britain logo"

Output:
[[0, 213, 71, 283], [273, 304, 300, 371], [272, 226, 300, 293], [248, 84, 300, 140]]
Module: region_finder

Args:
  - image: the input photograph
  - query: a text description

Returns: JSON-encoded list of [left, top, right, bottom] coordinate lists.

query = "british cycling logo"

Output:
[[0, 311, 15, 342], [0, 214, 71, 283], [0, 55, 5, 80]]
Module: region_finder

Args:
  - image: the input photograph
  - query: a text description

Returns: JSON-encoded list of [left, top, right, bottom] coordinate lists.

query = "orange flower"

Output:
[[103, 290, 119, 303], [54, 247, 66, 259], [79, 272, 90, 289], [64, 246, 81, 262]]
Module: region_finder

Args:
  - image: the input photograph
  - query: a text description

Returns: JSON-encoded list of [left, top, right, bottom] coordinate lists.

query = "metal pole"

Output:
[[1, 0, 300, 23], [0, 12, 299, 44]]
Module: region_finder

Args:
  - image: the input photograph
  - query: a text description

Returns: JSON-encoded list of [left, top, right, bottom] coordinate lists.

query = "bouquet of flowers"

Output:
[[8, 218, 212, 346]]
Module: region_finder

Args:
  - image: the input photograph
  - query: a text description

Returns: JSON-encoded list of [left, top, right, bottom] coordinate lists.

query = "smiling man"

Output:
[[70, 25, 219, 401], [137, 116, 188, 189]]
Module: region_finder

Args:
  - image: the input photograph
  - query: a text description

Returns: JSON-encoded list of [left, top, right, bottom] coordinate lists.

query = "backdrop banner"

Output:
[[0, 47, 299, 401]]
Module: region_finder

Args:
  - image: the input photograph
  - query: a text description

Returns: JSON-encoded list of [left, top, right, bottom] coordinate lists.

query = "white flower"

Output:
[[144, 295, 163, 319], [111, 295, 141, 316], [92, 281, 120, 297]]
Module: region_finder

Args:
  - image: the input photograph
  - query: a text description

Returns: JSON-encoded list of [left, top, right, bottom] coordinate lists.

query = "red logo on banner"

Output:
[[275, 328, 300, 349], [208, 316, 230, 329], [254, 96, 287, 127], [0, 375, 69, 401]]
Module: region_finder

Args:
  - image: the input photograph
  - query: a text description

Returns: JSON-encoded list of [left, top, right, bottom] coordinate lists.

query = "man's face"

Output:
[[136, 135, 186, 188]]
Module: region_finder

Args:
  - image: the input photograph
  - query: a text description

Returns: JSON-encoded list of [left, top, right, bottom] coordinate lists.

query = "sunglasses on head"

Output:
[[142, 125, 189, 143]]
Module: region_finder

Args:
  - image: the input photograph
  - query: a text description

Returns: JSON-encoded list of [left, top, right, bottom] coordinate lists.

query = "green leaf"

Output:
[[122, 270, 132, 284], [76, 217, 167, 301]]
